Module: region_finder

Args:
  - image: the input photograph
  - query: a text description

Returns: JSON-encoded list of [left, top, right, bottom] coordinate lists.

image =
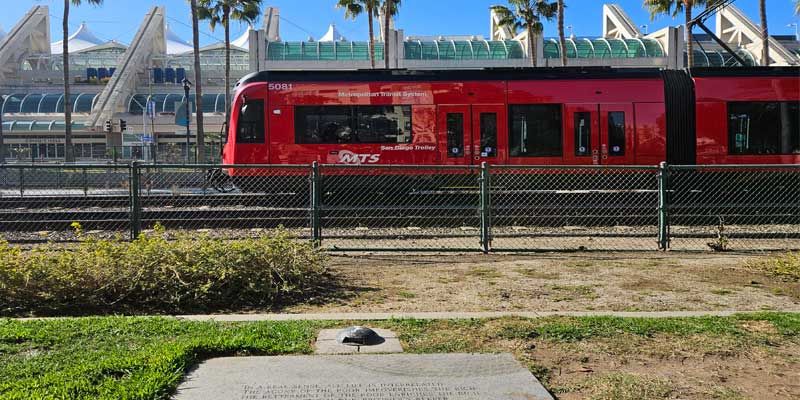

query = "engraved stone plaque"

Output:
[[173, 353, 553, 400]]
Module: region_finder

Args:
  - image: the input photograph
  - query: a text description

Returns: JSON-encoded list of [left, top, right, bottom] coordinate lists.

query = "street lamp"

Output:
[[182, 78, 192, 163], [789, 23, 799, 41], [641, 25, 649, 35], [0, 95, 4, 164]]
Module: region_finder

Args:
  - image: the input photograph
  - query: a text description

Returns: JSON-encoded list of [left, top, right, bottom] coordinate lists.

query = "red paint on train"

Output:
[[222, 69, 800, 174]]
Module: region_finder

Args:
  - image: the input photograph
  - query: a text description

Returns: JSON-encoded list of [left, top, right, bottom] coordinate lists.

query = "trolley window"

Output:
[[236, 100, 265, 144], [728, 102, 800, 155], [574, 112, 591, 156], [509, 105, 562, 157], [607, 111, 626, 156], [446, 113, 464, 157], [480, 113, 498, 157], [295, 105, 412, 144]]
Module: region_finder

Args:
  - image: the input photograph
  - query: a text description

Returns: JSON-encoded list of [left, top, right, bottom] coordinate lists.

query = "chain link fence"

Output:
[[1, 162, 798, 252], [667, 165, 800, 251]]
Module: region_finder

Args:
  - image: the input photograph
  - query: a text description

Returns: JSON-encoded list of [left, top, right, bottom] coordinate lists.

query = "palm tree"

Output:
[[198, 0, 262, 132], [382, 0, 400, 69], [795, 0, 799, 15], [62, 0, 103, 163], [491, 0, 558, 67], [557, 0, 567, 66], [189, 0, 206, 162], [759, 0, 768, 66], [337, 0, 379, 68], [643, 0, 719, 68]]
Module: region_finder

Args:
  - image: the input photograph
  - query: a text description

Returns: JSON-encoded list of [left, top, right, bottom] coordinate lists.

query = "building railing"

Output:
[[1, 143, 223, 165], [0, 162, 798, 252]]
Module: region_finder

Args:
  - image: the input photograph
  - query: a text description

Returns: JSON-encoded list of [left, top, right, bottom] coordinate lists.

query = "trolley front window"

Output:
[[236, 100, 265, 144], [295, 105, 412, 144]]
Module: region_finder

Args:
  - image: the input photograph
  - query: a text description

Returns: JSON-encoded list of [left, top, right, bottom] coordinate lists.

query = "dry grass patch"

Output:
[[515, 268, 561, 280], [575, 372, 673, 400], [748, 252, 800, 281], [618, 277, 677, 292]]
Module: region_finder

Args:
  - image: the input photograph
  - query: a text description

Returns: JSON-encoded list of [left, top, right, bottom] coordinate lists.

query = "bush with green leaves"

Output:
[[0, 227, 326, 316]]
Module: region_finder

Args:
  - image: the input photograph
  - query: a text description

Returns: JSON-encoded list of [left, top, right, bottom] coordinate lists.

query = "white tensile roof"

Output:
[[319, 24, 346, 42], [231, 27, 253, 50], [199, 27, 252, 52], [51, 22, 106, 54], [166, 24, 193, 55]]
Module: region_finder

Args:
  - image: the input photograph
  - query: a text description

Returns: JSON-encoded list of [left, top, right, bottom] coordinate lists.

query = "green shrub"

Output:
[[0, 228, 326, 316]]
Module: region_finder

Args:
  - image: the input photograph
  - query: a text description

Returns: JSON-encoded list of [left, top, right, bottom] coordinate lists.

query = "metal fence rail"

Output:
[[1, 162, 798, 252]]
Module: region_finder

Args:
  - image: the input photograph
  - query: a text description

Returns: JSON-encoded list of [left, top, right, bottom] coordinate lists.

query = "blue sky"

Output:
[[3, 0, 799, 46]]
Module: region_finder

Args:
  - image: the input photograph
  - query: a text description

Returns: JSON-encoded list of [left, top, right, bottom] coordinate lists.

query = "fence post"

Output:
[[658, 162, 670, 250], [129, 162, 141, 240], [82, 167, 88, 197], [18, 167, 24, 197], [310, 161, 322, 247], [479, 162, 492, 254]]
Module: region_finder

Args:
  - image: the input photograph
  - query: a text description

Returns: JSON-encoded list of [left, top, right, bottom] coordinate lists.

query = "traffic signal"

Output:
[[119, 119, 127, 132], [104, 120, 112, 132]]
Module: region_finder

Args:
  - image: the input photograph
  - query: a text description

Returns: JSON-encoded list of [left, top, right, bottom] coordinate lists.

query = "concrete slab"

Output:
[[315, 328, 403, 354], [173, 353, 553, 400]]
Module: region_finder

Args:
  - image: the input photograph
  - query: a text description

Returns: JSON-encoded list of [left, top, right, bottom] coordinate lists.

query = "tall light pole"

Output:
[[789, 23, 799, 41], [0, 95, 4, 164], [182, 78, 193, 163]]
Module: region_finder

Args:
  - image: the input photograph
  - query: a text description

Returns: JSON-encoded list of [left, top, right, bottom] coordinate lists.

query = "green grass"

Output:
[[0, 317, 325, 400], [1, 313, 798, 399]]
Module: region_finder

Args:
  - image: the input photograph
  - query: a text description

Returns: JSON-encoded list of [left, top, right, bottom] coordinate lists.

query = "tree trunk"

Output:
[[224, 8, 231, 143], [63, 0, 74, 162], [368, 8, 375, 69], [558, 0, 566, 66], [384, 0, 391, 69], [685, 6, 694, 68], [191, 0, 205, 162], [528, 26, 536, 67], [759, 0, 769, 66]]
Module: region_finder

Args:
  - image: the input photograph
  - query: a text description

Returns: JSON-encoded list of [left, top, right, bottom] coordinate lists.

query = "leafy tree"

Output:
[[198, 0, 262, 132], [189, 0, 206, 162], [491, 0, 558, 67], [337, 0, 379, 68], [62, 0, 104, 162], [643, 0, 721, 68]]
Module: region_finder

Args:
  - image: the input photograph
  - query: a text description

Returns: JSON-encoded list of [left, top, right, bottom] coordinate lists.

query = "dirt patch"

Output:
[[285, 253, 800, 313]]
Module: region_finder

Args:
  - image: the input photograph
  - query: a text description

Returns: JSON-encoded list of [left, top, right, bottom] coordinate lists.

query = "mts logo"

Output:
[[339, 150, 380, 164]]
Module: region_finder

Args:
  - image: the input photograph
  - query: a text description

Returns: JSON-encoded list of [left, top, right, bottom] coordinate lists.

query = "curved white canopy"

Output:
[[166, 24, 193, 55], [320, 24, 346, 42], [231, 27, 253, 50], [51, 22, 105, 54]]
